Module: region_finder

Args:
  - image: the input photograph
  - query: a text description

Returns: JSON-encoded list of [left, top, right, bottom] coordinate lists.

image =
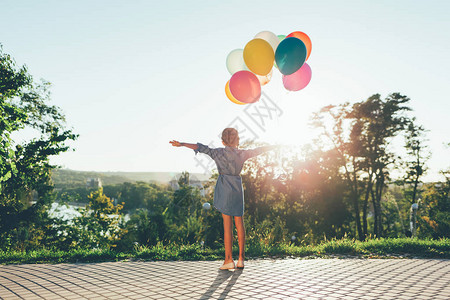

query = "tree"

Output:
[[0, 45, 78, 250], [311, 103, 365, 240], [57, 188, 125, 250], [416, 144, 449, 238], [312, 93, 413, 239], [178, 171, 190, 187], [403, 119, 430, 204], [350, 93, 411, 237], [418, 171, 449, 239], [116, 208, 168, 251]]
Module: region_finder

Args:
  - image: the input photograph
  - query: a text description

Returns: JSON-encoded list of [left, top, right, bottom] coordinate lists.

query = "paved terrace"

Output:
[[1, 258, 449, 299]]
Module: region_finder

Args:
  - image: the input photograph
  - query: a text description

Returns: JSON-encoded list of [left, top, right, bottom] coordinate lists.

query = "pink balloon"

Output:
[[282, 63, 312, 91], [229, 70, 261, 103]]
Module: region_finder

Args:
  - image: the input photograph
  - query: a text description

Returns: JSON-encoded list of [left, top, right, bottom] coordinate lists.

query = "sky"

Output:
[[1, 0, 449, 181]]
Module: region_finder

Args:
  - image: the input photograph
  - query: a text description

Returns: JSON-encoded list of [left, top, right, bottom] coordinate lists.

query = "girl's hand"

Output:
[[169, 140, 182, 147], [169, 141, 198, 151]]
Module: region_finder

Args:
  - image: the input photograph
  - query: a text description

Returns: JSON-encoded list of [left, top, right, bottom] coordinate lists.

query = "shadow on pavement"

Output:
[[199, 269, 243, 299]]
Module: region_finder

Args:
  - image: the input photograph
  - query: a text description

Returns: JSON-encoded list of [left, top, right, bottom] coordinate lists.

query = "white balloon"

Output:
[[226, 49, 248, 75], [256, 69, 273, 86], [254, 31, 280, 52]]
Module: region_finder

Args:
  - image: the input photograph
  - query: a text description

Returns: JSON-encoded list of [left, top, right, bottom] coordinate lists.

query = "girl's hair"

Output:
[[221, 128, 239, 147]]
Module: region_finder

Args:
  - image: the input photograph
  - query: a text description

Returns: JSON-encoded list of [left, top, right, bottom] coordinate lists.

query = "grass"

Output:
[[1, 238, 448, 265]]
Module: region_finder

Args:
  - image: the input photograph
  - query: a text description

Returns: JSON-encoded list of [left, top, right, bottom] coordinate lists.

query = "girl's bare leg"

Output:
[[234, 216, 245, 267], [222, 213, 234, 264]]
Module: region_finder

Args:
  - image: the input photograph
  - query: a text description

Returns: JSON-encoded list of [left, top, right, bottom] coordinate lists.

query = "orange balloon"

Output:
[[225, 80, 246, 105], [286, 31, 312, 61]]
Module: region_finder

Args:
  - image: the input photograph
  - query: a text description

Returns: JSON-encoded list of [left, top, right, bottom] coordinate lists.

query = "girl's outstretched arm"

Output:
[[169, 140, 198, 150], [244, 145, 280, 160]]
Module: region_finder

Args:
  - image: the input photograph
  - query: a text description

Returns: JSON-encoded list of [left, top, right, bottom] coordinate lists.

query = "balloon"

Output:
[[229, 70, 261, 103], [243, 38, 274, 76], [256, 69, 272, 86], [275, 37, 307, 75], [225, 80, 246, 105], [286, 31, 312, 61], [226, 49, 248, 75], [254, 31, 279, 52], [282, 63, 312, 91], [277, 34, 286, 42], [274, 35, 286, 69]]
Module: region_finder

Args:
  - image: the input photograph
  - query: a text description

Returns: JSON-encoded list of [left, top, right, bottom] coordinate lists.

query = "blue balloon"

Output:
[[275, 37, 307, 75]]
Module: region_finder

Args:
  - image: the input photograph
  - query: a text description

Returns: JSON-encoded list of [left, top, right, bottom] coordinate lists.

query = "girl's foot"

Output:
[[219, 260, 235, 270], [236, 259, 244, 269]]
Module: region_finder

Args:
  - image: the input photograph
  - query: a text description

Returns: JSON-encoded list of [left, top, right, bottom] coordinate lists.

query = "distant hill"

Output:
[[52, 169, 212, 189]]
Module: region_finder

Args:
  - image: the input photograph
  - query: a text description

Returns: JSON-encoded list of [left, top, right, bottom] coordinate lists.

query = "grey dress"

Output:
[[194, 143, 275, 216]]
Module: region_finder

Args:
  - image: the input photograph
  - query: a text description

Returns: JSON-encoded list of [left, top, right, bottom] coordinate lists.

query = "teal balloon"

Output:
[[275, 37, 307, 75]]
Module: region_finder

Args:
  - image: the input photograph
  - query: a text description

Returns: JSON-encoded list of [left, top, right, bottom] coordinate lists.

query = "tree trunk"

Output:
[[372, 173, 385, 237], [353, 192, 364, 241], [362, 184, 370, 238], [362, 172, 373, 238], [412, 162, 419, 203], [342, 158, 364, 241], [350, 159, 364, 241], [376, 175, 385, 237], [370, 187, 378, 237]]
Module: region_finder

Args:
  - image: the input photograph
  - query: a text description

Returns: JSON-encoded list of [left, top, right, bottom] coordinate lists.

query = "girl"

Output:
[[170, 128, 277, 270]]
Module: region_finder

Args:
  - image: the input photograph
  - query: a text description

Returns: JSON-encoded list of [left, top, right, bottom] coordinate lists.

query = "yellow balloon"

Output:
[[243, 38, 274, 76], [225, 80, 246, 105]]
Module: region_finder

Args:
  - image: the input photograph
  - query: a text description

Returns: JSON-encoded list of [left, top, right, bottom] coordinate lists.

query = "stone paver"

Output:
[[0, 258, 449, 299]]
